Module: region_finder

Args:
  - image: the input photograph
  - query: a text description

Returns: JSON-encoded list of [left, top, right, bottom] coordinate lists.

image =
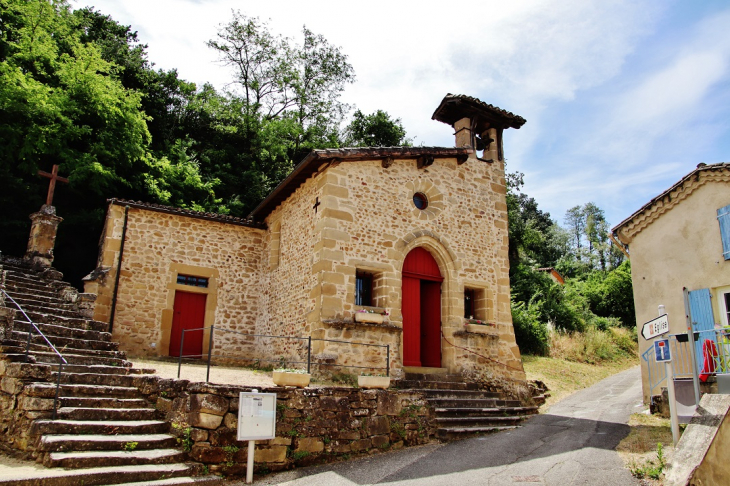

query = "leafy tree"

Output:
[[344, 109, 411, 147]]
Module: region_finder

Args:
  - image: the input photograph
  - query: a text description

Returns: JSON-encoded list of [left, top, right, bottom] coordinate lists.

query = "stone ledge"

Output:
[[453, 329, 499, 340], [322, 319, 402, 333]]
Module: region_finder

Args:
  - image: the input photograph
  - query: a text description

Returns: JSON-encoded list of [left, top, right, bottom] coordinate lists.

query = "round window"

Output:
[[413, 192, 428, 210]]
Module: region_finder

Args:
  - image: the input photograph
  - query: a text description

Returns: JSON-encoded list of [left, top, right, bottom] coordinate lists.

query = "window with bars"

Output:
[[176, 274, 209, 288]]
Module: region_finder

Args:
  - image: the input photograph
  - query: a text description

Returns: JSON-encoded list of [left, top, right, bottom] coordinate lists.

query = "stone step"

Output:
[[0, 462, 199, 486], [110, 476, 224, 486], [51, 372, 152, 389], [53, 364, 152, 376], [9, 301, 84, 319], [434, 415, 527, 427], [27, 382, 145, 400], [426, 398, 500, 408], [13, 319, 112, 343], [403, 373, 465, 382], [1, 343, 129, 366], [32, 419, 169, 436], [3, 272, 63, 293], [40, 433, 178, 453], [3, 287, 67, 305], [59, 397, 152, 409], [408, 388, 503, 399], [433, 406, 539, 417], [54, 407, 158, 421], [6, 293, 78, 311], [21, 311, 109, 332], [45, 448, 186, 469], [397, 380, 477, 390], [436, 425, 518, 441], [11, 331, 119, 351]]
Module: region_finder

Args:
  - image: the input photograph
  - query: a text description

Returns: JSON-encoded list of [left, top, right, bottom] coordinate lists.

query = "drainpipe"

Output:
[[108, 205, 129, 334]]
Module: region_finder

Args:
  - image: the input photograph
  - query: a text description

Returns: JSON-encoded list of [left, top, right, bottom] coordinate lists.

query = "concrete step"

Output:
[[55, 407, 158, 421], [40, 434, 178, 453], [32, 419, 169, 436], [11, 331, 119, 351], [0, 462, 199, 485], [436, 425, 518, 441], [13, 319, 112, 342], [433, 406, 539, 417], [45, 448, 186, 469], [59, 397, 152, 409]]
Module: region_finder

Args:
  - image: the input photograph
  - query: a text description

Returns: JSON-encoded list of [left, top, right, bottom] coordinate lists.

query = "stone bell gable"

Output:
[[85, 94, 528, 384]]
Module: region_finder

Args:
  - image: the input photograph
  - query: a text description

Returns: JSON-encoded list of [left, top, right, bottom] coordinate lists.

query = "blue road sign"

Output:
[[655, 339, 671, 362]]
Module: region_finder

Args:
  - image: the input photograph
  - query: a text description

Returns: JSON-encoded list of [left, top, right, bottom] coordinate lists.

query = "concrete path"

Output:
[[245, 366, 644, 486]]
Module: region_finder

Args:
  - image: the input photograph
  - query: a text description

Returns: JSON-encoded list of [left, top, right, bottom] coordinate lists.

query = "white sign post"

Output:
[[238, 391, 277, 484], [645, 308, 679, 446]]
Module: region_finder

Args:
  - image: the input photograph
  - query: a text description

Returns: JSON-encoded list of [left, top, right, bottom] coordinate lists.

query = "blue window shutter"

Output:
[[718, 204, 730, 260], [689, 288, 716, 371]]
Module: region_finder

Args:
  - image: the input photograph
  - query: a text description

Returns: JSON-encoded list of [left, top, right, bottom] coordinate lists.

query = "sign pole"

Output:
[[683, 288, 701, 405], [655, 306, 679, 445], [247, 439, 255, 484]]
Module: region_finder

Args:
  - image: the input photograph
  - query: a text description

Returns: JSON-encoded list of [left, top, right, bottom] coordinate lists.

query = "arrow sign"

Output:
[[642, 314, 669, 340]]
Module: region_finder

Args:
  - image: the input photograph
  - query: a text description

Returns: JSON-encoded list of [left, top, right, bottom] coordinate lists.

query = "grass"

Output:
[[617, 413, 676, 483]]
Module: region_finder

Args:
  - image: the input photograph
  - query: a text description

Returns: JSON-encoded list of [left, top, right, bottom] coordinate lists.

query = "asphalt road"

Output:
[[246, 366, 643, 486]]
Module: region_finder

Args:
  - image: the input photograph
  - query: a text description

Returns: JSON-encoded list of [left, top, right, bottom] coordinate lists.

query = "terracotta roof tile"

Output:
[[108, 199, 265, 228]]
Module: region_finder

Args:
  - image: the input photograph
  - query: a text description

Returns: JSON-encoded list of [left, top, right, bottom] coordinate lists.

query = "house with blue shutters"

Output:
[[612, 162, 730, 402]]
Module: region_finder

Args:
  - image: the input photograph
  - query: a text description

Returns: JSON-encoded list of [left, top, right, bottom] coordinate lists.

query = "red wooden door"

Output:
[[169, 291, 206, 358], [402, 276, 421, 367], [402, 248, 443, 368], [420, 281, 442, 367]]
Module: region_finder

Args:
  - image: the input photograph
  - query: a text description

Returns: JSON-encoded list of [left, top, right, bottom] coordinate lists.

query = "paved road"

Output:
[[247, 366, 643, 486]]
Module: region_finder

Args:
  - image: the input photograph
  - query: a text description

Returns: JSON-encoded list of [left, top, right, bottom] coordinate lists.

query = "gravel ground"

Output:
[[129, 358, 278, 388]]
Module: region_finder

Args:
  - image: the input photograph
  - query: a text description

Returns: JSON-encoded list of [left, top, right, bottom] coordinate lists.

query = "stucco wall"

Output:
[[615, 171, 730, 401]]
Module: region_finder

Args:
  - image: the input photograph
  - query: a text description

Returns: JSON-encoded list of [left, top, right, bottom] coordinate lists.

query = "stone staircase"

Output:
[[398, 371, 539, 440], [0, 257, 220, 485]]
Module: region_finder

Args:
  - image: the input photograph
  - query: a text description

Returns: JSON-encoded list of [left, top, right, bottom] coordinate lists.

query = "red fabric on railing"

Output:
[[699, 339, 719, 382]]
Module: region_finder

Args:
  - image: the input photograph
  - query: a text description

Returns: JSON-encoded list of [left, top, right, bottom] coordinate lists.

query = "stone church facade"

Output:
[[84, 94, 527, 383]]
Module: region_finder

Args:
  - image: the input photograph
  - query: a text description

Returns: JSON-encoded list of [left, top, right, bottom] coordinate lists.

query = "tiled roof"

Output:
[[432, 94, 526, 130], [107, 199, 265, 228], [248, 146, 472, 220], [611, 162, 730, 236]]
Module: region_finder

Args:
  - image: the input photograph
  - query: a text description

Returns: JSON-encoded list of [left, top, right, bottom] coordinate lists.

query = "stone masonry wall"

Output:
[[289, 154, 524, 382], [150, 381, 433, 477], [86, 205, 266, 358]]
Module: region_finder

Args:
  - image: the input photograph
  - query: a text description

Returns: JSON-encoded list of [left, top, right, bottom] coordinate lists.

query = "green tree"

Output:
[[344, 109, 411, 147]]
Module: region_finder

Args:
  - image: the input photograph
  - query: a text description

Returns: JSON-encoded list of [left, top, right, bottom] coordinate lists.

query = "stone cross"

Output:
[[38, 164, 69, 206]]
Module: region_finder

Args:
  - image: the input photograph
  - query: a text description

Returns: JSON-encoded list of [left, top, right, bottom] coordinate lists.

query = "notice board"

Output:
[[237, 392, 277, 441]]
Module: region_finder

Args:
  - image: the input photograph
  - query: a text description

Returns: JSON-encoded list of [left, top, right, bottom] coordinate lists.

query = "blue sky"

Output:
[[79, 0, 730, 227]]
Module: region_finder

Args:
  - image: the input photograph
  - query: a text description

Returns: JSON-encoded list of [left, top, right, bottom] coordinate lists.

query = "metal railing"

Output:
[[176, 325, 390, 383], [1, 288, 67, 419], [643, 327, 730, 398]]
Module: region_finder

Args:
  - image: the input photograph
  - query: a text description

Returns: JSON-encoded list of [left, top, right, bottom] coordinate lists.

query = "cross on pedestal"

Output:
[[313, 197, 321, 214], [37, 164, 69, 206]]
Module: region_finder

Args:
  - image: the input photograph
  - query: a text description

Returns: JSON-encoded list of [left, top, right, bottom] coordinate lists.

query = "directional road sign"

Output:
[[642, 314, 669, 340]]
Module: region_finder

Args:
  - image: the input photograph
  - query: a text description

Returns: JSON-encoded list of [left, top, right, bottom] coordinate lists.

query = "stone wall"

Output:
[[86, 204, 266, 359], [149, 380, 432, 477]]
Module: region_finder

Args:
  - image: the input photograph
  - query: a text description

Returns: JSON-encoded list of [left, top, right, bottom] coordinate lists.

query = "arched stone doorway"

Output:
[[402, 247, 443, 367]]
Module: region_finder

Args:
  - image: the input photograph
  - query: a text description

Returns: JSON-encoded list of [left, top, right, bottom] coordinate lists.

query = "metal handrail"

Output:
[[177, 325, 390, 382], [1, 287, 67, 419]]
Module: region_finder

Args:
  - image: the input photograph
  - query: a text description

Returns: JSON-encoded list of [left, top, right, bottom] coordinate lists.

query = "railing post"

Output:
[[53, 361, 63, 420], [206, 326, 214, 383], [386, 345, 390, 377], [178, 329, 185, 379], [307, 336, 311, 374]]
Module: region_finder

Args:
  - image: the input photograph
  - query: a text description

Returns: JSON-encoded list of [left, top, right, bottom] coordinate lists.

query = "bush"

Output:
[[511, 299, 549, 356], [547, 327, 637, 363]]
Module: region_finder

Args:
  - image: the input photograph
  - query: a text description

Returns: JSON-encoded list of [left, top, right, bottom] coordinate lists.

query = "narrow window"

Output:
[[177, 274, 209, 288], [355, 272, 374, 307], [464, 288, 476, 318], [718, 204, 730, 260]]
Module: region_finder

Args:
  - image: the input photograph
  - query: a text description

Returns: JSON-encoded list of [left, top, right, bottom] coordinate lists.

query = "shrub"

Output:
[[511, 298, 549, 356]]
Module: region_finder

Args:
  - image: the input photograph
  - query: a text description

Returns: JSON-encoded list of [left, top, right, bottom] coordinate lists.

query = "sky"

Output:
[[76, 0, 730, 227]]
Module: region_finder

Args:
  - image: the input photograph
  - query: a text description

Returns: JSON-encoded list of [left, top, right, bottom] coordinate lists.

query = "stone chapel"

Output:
[[83, 94, 528, 383]]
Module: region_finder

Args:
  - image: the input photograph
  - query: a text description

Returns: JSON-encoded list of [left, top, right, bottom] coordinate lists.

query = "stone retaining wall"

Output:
[[147, 380, 433, 477]]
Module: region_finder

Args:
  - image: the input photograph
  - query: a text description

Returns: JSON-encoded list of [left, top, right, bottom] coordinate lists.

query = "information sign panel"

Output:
[[237, 392, 277, 441], [642, 314, 670, 340], [655, 339, 672, 362]]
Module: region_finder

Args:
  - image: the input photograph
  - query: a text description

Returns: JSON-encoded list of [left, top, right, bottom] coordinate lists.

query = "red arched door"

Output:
[[402, 247, 443, 367]]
